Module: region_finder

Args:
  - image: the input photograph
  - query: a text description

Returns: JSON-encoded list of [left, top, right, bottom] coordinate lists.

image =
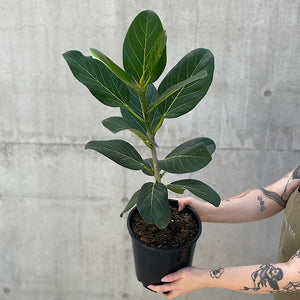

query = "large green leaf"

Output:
[[157, 142, 212, 174], [63, 50, 130, 107], [137, 182, 168, 223], [89, 48, 141, 93], [120, 190, 140, 217], [167, 179, 221, 207], [158, 48, 214, 118], [85, 140, 144, 170], [123, 10, 166, 84]]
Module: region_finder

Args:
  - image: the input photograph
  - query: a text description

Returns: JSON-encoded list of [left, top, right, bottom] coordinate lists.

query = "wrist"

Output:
[[186, 268, 214, 291], [194, 201, 216, 222]]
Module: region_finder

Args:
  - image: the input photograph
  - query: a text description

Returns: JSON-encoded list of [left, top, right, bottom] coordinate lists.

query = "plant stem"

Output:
[[140, 89, 161, 183], [150, 141, 161, 183]]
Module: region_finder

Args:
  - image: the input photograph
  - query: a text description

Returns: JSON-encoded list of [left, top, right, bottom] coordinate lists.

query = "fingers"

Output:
[[163, 291, 179, 299], [147, 270, 184, 294], [170, 197, 193, 212], [162, 269, 183, 283], [148, 283, 174, 293], [178, 201, 185, 212], [148, 284, 181, 299]]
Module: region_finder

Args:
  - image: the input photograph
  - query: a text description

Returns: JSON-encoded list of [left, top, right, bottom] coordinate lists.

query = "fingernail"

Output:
[[161, 277, 167, 282]]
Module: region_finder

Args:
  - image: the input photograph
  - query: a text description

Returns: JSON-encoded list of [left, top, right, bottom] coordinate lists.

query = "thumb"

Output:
[[161, 269, 184, 283], [170, 198, 186, 212], [178, 201, 185, 212]]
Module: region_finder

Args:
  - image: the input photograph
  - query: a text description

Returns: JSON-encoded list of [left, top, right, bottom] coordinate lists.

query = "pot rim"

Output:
[[127, 199, 202, 252]]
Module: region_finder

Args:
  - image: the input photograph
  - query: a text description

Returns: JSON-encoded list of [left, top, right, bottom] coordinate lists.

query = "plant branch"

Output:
[[140, 90, 161, 183]]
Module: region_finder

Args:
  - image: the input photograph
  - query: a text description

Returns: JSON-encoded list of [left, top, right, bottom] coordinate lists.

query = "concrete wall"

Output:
[[1, 0, 299, 299]]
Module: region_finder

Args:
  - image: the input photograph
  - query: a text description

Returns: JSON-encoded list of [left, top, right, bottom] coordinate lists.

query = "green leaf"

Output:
[[142, 158, 154, 176], [168, 137, 216, 156], [167, 185, 185, 194], [146, 85, 162, 132], [168, 179, 221, 207], [123, 10, 166, 84], [151, 70, 207, 109], [102, 116, 150, 145], [63, 50, 130, 107], [157, 142, 212, 174], [89, 48, 141, 93], [137, 182, 168, 223], [154, 204, 171, 229], [198, 138, 216, 155], [85, 140, 144, 170], [158, 48, 214, 118], [102, 117, 132, 134], [146, 30, 167, 84], [120, 190, 140, 217]]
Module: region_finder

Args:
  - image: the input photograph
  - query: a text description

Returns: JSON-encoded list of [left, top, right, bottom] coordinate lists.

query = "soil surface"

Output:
[[130, 206, 199, 248]]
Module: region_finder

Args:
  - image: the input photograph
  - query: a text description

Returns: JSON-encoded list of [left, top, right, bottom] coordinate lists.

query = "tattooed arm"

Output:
[[148, 249, 300, 299], [174, 166, 300, 223]]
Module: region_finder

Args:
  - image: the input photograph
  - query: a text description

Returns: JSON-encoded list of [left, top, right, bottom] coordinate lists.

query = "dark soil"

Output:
[[130, 206, 199, 248]]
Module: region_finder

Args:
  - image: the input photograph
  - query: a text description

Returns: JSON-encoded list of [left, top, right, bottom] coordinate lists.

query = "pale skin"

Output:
[[148, 166, 300, 299]]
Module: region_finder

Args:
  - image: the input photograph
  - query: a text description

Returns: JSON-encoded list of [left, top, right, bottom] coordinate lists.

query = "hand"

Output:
[[148, 267, 207, 299], [171, 197, 197, 212]]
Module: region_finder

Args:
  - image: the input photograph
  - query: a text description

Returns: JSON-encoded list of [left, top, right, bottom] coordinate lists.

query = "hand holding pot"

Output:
[[172, 197, 208, 221], [148, 267, 207, 299]]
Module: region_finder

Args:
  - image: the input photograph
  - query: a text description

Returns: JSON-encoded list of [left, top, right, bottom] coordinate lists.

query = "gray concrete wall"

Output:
[[1, 0, 299, 299]]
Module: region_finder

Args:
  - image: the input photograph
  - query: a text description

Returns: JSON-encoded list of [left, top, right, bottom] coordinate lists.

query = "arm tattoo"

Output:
[[210, 268, 224, 279], [272, 282, 300, 293], [257, 196, 265, 212], [282, 165, 300, 199], [259, 188, 286, 208], [240, 264, 283, 292]]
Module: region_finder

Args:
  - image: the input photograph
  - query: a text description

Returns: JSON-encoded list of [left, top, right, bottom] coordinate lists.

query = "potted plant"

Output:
[[63, 9, 220, 288]]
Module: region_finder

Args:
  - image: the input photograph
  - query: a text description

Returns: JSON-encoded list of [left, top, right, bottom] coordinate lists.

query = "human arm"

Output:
[[175, 166, 300, 223], [148, 249, 300, 299]]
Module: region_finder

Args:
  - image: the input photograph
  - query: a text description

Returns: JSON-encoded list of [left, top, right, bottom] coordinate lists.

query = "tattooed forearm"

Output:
[[210, 268, 224, 279], [241, 264, 283, 292], [259, 188, 286, 208]]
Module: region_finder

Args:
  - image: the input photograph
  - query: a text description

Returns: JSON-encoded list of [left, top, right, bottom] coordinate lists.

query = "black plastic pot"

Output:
[[127, 200, 202, 288]]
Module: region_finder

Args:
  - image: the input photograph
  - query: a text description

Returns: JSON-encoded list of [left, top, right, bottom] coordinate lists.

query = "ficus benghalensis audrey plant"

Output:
[[63, 10, 220, 229]]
